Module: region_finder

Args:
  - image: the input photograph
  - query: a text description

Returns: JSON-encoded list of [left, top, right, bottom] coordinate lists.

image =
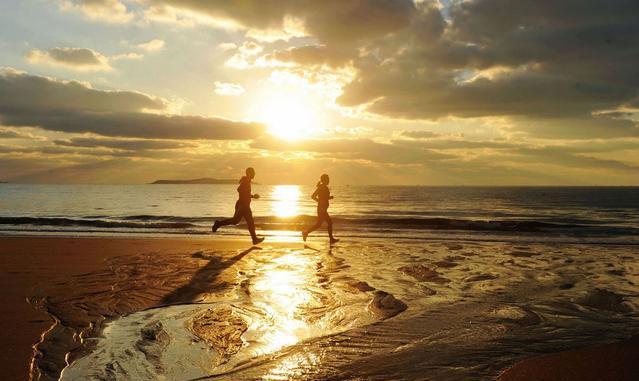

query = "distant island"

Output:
[[150, 178, 237, 185]]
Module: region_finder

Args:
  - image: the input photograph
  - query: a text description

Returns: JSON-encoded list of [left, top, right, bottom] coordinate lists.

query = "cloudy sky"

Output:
[[1, 0, 638, 185]]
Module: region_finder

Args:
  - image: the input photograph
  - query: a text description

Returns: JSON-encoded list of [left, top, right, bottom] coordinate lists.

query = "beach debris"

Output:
[[435, 260, 458, 268], [345, 280, 376, 293], [398, 265, 450, 284], [465, 274, 498, 282], [368, 291, 407, 319], [189, 306, 248, 363], [576, 289, 635, 313], [420, 285, 437, 295]]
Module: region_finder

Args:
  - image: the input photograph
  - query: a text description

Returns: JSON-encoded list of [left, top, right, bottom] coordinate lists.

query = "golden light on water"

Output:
[[252, 252, 316, 353], [270, 185, 301, 218]]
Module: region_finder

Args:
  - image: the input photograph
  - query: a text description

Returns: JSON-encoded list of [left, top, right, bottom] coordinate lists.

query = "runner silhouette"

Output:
[[212, 167, 264, 245], [303, 174, 339, 244]]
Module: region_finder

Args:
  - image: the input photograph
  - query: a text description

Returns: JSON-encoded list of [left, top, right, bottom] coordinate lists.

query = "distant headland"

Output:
[[150, 178, 237, 185]]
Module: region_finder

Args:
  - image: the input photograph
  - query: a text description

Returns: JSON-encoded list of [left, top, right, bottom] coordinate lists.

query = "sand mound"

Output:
[[190, 306, 248, 363], [576, 289, 634, 313], [368, 291, 408, 319], [490, 306, 541, 326], [136, 321, 170, 373]]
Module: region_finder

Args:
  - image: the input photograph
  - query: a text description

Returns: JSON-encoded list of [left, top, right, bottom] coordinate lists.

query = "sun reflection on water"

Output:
[[252, 251, 317, 354], [270, 185, 301, 218]]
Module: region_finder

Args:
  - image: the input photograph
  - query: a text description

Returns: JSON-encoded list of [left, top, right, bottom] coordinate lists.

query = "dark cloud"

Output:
[[400, 130, 441, 139], [0, 68, 165, 112], [0, 68, 265, 140], [2, 110, 265, 140], [54, 137, 195, 151], [0, 128, 32, 139], [330, 1, 639, 138], [26, 47, 111, 71], [150, 0, 415, 44]]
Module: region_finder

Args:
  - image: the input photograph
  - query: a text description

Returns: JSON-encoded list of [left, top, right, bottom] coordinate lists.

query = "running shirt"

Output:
[[237, 176, 252, 205]]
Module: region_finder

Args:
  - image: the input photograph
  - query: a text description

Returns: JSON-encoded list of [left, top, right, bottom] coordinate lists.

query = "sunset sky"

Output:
[[1, 0, 638, 185]]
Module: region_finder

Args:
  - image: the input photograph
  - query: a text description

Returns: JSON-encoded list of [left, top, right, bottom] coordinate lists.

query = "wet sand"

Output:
[[497, 335, 639, 381], [0, 236, 254, 380], [1, 236, 638, 380]]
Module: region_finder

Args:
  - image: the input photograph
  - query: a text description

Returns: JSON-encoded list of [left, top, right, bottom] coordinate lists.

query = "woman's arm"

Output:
[[311, 188, 319, 203]]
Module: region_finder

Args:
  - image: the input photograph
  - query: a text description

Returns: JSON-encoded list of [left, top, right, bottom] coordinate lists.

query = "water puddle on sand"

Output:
[[59, 247, 395, 380], [57, 240, 639, 380]]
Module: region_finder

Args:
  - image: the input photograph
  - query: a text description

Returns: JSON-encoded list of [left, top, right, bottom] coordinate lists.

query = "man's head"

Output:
[[246, 167, 255, 180]]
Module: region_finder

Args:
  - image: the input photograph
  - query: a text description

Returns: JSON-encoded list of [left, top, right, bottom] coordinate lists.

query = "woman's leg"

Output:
[[302, 210, 326, 241], [326, 212, 338, 243]]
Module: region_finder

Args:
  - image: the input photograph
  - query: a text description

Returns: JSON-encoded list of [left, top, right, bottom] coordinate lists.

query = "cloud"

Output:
[[251, 136, 452, 164], [111, 52, 144, 61], [0, 68, 265, 140], [400, 130, 441, 139], [329, 1, 639, 138], [54, 1, 639, 141], [146, 0, 416, 44], [217, 42, 237, 52], [0, 67, 165, 112], [54, 137, 194, 151], [268, 45, 355, 68], [60, 0, 134, 23], [26, 47, 111, 71], [213, 81, 245, 96], [137, 39, 165, 52], [0, 127, 40, 140]]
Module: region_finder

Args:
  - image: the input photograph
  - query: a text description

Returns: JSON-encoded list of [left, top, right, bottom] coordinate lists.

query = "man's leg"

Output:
[[214, 203, 242, 230], [243, 207, 264, 244], [243, 207, 257, 240]]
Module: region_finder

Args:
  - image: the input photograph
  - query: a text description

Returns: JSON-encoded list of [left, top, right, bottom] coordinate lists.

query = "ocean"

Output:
[[1, 184, 638, 243]]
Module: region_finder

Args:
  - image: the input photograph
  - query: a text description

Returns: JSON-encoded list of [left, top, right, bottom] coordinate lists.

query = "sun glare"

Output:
[[271, 185, 300, 218], [256, 94, 318, 141]]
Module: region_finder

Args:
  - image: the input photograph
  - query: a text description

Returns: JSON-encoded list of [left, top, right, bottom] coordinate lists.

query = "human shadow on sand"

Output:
[[160, 246, 261, 305]]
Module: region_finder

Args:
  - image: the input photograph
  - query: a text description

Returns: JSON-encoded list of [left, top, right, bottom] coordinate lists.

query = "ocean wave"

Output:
[[0, 217, 196, 229], [1, 215, 637, 236]]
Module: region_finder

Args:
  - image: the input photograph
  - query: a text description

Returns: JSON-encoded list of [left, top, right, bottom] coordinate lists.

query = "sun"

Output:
[[256, 93, 318, 141]]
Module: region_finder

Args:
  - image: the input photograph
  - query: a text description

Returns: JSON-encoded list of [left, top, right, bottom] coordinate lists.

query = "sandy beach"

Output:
[[1, 235, 638, 380], [0, 237, 254, 380]]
